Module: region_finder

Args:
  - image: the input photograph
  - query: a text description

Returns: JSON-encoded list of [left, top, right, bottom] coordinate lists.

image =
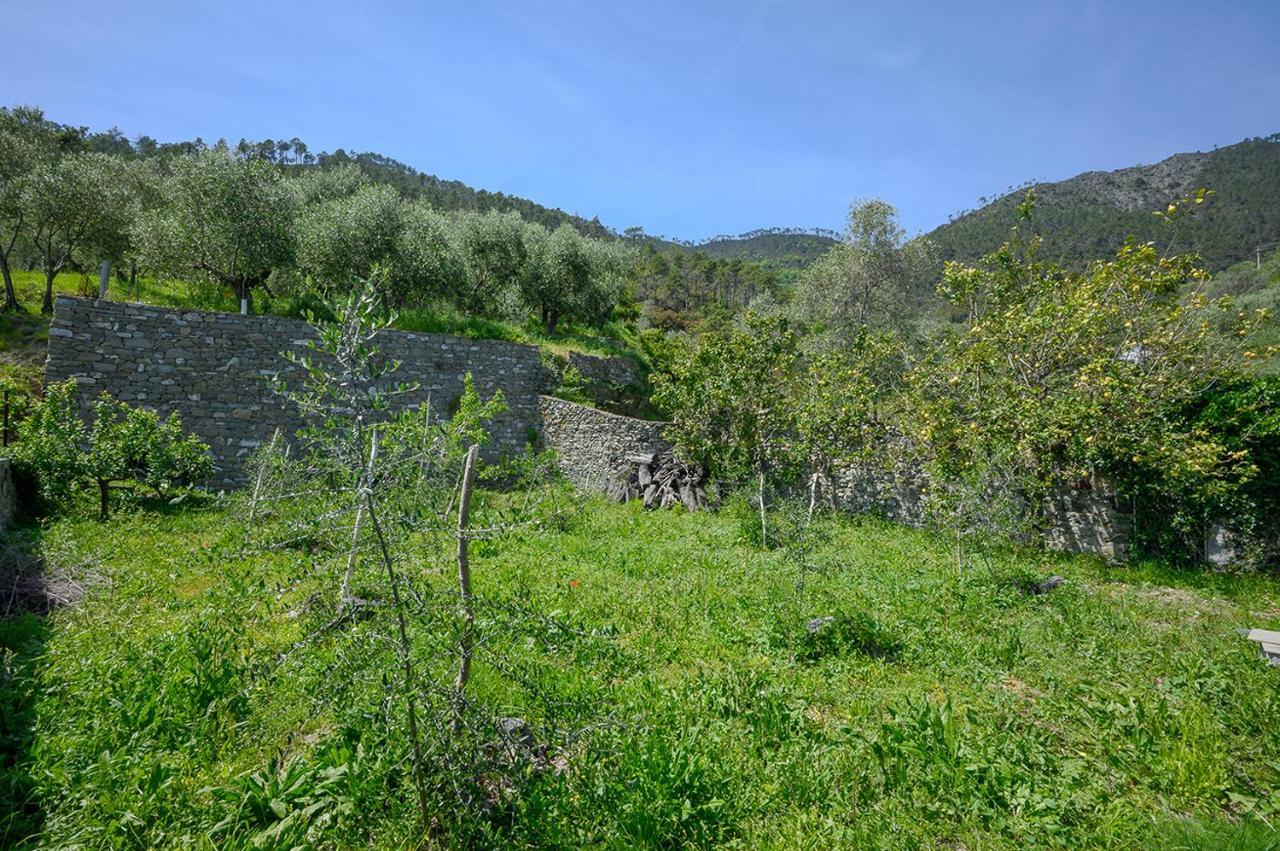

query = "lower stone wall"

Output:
[[537, 396, 669, 491], [834, 456, 1132, 561], [832, 449, 929, 527], [536, 398, 1133, 561], [1042, 483, 1133, 562]]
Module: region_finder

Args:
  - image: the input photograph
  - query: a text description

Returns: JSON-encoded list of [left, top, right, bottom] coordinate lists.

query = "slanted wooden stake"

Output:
[[363, 428, 432, 829], [239, 429, 280, 558], [338, 427, 372, 614], [451, 444, 480, 733]]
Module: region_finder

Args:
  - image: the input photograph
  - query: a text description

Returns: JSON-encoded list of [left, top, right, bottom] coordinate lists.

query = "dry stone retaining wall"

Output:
[[566, 351, 642, 391], [45, 297, 550, 485], [537, 396, 669, 491], [539, 397, 1133, 559], [1042, 483, 1133, 562]]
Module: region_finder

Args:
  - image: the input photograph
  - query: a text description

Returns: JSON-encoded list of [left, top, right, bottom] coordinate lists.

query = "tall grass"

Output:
[[5, 491, 1279, 847]]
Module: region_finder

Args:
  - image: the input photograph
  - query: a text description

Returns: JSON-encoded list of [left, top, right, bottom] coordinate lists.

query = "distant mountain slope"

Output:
[[927, 134, 1280, 271], [694, 230, 838, 268]]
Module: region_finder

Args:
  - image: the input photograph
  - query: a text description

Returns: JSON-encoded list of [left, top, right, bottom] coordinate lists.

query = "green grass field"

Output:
[[3, 489, 1279, 848]]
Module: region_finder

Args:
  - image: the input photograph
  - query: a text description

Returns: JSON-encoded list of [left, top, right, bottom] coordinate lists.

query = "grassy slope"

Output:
[[5, 492, 1280, 848]]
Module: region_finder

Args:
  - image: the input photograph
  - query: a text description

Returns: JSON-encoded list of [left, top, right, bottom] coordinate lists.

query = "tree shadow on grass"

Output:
[[0, 523, 85, 848]]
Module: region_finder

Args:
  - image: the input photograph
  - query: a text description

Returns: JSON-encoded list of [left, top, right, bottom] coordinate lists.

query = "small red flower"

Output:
[[569, 579, 579, 588]]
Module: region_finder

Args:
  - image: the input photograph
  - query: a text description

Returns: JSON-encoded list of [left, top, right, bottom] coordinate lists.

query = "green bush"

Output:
[[15, 380, 213, 517]]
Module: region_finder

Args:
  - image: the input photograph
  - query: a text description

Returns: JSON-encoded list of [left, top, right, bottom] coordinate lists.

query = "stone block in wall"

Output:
[[1204, 521, 1240, 568], [832, 458, 929, 527], [1042, 481, 1132, 562]]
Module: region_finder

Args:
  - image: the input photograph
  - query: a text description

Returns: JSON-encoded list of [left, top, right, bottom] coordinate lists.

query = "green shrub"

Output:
[[15, 380, 213, 517]]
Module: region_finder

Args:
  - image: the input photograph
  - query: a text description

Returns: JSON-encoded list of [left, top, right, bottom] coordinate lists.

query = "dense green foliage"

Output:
[[2, 106, 1280, 848], [633, 244, 785, 331], [791, 200, 936, 341], [657, 197, 1277, 565], [929, 135, 1280, 272], [4, 494, 1280, 847], [14, 380, 212, 517]]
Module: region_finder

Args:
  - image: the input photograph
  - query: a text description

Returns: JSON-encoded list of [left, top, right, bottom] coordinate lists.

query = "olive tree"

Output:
[[793, 199, 933, 342], [295, 183, 404, 296], [452, 209, 528, 316], [521, 224, 628, 332], [23, 151, 135, 312], [135, 147, 296, 311], [0, 106, 90, 311], [394, 200, 465, 306], [0, 107, 50, 311]]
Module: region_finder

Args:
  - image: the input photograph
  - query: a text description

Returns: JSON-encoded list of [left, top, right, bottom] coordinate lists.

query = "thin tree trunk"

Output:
[[758, 466, 768, 548], [241, 429, 279, 558], [807, 470, 819, 525], [362, 429, 432, 831], [98, 479, 110, 519], [338, 498, 366, 614], [451, 444, 480, 734], [338, 421, 370, 615], [42, 268, 57, 314], [0, 255, 17, 312]]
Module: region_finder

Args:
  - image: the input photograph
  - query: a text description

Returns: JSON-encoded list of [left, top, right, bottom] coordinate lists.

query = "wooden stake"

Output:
[[451, 444, 480, 733]]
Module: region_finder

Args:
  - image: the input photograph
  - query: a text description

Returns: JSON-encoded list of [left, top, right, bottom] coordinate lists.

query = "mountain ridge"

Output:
[[925, 134, 1280, 271]]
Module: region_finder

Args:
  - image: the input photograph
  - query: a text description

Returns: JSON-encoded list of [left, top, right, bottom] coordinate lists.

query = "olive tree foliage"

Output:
[[792, 199, 933, 342], [295, 183, 405, 296], [135, 147, 297, 309], [1, 106, 128, 312], [291, 161, 369, 205], [0, 107, 52, 311], [521, 223, 629, 332], [394, 200, 465, 306], [902, 193, 1269, 543], [452, 209, 529, 316], [22, 152, 136, 312]]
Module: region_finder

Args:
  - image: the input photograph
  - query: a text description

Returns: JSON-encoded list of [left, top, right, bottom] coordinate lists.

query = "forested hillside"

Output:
[[85, 122, 833, 268], [928, 134, 1280, 271], [684, 229, 838, 270]]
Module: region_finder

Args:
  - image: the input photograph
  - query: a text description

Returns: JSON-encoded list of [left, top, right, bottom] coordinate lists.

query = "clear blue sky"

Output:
[[4, 0, 1278, 240]]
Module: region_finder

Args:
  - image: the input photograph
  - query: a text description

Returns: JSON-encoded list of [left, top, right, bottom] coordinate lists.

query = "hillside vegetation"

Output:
[[3, 104, 1280, 850], [929, 135, 1280, 271]]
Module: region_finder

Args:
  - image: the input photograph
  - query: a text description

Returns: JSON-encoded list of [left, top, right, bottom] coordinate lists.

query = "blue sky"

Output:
[[4, 1, 1278, 240]]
